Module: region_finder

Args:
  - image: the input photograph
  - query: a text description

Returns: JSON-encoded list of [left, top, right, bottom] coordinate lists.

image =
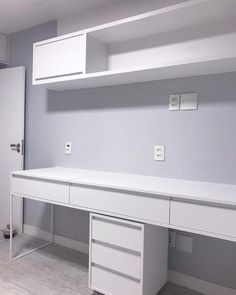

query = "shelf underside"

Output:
[[43, 57, 236, 91]]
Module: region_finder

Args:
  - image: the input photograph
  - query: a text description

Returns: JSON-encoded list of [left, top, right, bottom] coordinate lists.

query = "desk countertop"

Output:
[[12, 167, 236, 207]]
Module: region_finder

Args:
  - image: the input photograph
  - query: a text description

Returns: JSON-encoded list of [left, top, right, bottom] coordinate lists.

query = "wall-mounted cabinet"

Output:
[[33, 34, 86, 81], [32, 0, 236, 90], [0, 33, 8, 64], [33, 33, 107, 83]]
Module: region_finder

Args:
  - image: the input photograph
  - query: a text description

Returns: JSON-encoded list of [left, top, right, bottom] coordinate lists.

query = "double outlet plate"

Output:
[[154, 145, 165, 161]]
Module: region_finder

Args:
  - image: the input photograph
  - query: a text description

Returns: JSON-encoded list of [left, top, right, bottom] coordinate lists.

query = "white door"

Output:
[[0, 67, 25, 232]]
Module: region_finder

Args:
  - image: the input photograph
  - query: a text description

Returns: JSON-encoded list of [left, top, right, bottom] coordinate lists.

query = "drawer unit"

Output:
[[170, 201, 236, 238], [70, 185, 170, 224], [12, 176, 70, 204], [89, 213, 168, 295], [33, 34, 86, 82]]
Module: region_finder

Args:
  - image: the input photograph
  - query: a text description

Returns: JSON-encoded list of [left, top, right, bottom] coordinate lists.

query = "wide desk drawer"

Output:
[[70, 185, 169, 224], [12, 176, 70, 204], [170, 201, 236, 238]]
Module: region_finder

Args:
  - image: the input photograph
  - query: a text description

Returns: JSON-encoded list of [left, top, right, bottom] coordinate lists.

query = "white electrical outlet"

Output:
[[180, 93, 198, 110], [176, 234, 193, 253], [169, 94, 180, 111], [65, 142, 72, 155], [168, 231, 176, 247], [154, 145, 165, 161]]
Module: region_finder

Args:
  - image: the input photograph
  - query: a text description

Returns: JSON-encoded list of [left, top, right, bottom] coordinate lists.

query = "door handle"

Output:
[[10, 143, 21, 153]]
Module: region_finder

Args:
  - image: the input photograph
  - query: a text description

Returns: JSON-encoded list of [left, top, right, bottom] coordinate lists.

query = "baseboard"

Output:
[[23, 224, 52, 241], [23, 224, 89, 255], [168, 270, 236, 295], [53, 235, 89, 254]]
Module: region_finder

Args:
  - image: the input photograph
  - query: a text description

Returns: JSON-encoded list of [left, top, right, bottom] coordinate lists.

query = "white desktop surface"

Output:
[[12, 167, 236, 207]]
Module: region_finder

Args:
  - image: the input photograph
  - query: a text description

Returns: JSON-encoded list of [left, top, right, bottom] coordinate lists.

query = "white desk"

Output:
[[10, 167, 236, 295]]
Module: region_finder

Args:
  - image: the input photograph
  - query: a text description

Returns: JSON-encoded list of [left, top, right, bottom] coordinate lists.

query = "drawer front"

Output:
[[91, 242, 141, 279], [170, 201, 236, 238], [90, 265, 141, 295], [34, 34, 86, 80], [12, 177, 69, 204], [91, 216, 142, 252], [70, 185, 169, 224]]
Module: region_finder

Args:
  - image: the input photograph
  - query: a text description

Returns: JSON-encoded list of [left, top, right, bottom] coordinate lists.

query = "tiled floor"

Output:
[[0, 233, 203, 295]]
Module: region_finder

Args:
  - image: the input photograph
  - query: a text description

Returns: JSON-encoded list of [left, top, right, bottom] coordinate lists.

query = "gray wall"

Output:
[[8, 22, 236, 289], [45, 74, 236, 184], [169, 230, 236, 289]]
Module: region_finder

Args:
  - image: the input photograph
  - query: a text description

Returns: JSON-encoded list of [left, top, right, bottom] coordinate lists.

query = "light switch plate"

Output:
[[180, 93, 198, 110], [169, 94, 180, 111], [154, 145, 165, 161], [65, 142, 72, 155]]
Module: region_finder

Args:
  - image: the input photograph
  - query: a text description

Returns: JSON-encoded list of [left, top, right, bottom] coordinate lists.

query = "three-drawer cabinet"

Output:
[[89, 213, 168, 295]]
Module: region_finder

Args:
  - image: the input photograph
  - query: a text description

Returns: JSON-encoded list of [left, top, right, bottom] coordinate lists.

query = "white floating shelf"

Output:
[[39, 56, 236, 91], [32, 0, 236, 91], [87, 0, 236, 44]]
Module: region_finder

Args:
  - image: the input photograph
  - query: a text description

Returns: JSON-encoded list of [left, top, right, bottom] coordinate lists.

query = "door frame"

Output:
[[18, 66, 25, 234], [4, 66, 25, 233]]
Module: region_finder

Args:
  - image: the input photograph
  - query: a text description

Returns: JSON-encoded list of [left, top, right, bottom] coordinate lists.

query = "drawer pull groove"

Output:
[[92, 263, 141, 283], [92, 216, 142, 230], [92, 240, 141, 256]]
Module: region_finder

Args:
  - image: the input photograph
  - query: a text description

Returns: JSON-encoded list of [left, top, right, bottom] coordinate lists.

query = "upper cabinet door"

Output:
[[33, 34, 86, 82], [0, 33, 8, 64]]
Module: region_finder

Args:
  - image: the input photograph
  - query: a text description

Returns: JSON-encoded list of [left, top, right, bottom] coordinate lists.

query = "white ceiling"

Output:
[[0, 0, 127, 34]]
